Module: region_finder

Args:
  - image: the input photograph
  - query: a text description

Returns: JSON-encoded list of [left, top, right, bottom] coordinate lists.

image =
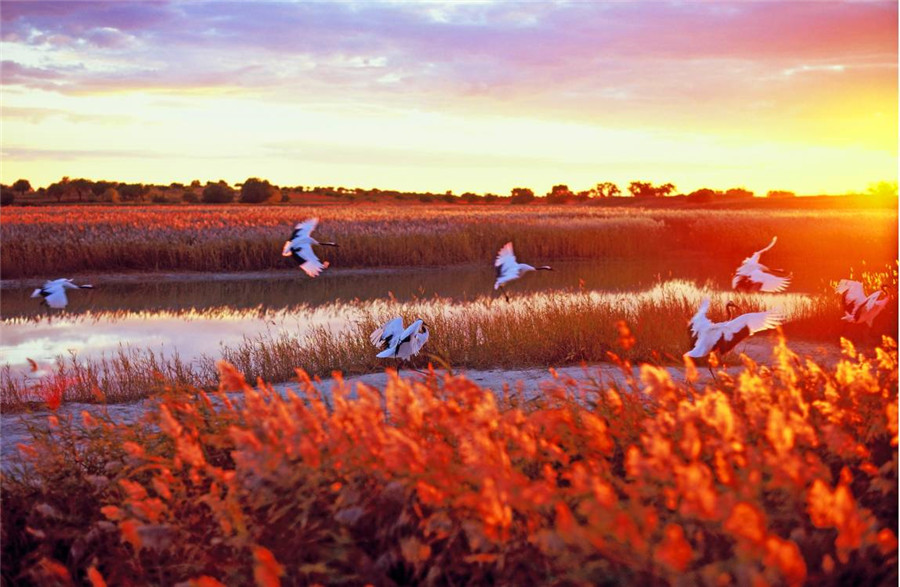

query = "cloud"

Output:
[[1, 1, 895, 147]]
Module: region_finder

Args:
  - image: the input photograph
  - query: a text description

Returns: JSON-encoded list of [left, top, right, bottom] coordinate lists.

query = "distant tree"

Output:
[[46, 178, 71, 202], [102, 187, 121, 203], [866, 181, 898, 199], [483, 193, 499, 203], [593, 182, 620, 198], [510, 187, 535, 205], [190, 180, 201, 188], [766, 190, 796, 199], [724, 187, 754, 199], [11, 179, 32, 194], [182, 190, 200, 203], [170, 182, 185, 190], [67, 178, 93, 202], [118, 183, 148, 202], [419, 194, 436, 203], [90, 180, 115, 198], [1, 185, 15, 206], [628, 181, 676, 198], [202, 181, 235, 203], [546, 184, 574, 204], [574, 190, 592, 202], [442, 194, 457, 203], [686, 188, 719, 203], [460, 192, 482, 203], [240, 177, 279, 204]]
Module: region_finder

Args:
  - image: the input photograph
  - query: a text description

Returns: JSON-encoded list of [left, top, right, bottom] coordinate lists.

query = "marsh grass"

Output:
[[4, 280, 890, 411], [2, 337, 896, 585], [1, 206, 895, 278]]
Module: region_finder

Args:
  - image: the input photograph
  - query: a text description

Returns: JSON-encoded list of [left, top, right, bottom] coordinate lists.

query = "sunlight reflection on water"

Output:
[[0, 258, 833, 379]]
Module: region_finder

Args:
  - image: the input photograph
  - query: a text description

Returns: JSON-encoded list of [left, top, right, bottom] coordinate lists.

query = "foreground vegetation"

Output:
[[1, 206, 896, 278], [2, 336, 896, 585], [7, 278, 893, 411]]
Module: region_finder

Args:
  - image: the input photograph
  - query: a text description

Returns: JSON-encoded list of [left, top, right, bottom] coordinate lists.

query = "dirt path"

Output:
[[1, 337, 845, 469]]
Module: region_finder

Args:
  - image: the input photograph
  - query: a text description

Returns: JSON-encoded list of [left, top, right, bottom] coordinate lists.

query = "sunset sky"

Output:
[[1, 0, 897, 196]]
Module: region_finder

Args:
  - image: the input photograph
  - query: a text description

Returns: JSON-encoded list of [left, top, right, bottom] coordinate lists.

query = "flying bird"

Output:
[[685, 298, 783, 373], [31, 278, 93, 309], [494, 242, 552, 301], [835, 279, 890, 327], [376, 319, 430, 362], [281, 218, 339, 277], [732, 237, 791, 293]]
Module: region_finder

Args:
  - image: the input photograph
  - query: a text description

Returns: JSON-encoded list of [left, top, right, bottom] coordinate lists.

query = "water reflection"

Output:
[[0, 257, 844, 376], [1, 256, 838, 321]]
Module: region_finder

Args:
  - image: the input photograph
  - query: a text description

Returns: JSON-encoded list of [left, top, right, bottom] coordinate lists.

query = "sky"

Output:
[[1, 0, 897, 196]]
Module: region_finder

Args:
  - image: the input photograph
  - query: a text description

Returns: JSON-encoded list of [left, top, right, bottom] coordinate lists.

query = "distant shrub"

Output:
[[102, 188, 121, 204], [0, 187, 15, 206], [510, 187, 535, 205], [767, 190, 796, 199], [240, 177, 279, 204], [182, 190, 199, 203], [202, 181, 235, 204]]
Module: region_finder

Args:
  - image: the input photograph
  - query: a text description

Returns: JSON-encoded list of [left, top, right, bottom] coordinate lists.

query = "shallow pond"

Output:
[[0, 255, 842, 378]]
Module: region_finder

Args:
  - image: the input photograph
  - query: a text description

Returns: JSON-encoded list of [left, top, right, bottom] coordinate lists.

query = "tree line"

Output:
[[1, 176, 895, 207]]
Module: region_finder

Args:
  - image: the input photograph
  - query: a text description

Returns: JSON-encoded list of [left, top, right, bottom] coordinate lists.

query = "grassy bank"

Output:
[[4, 280, 894, 411], [2, 337, 896, 585], [1, 206, 896, 278]]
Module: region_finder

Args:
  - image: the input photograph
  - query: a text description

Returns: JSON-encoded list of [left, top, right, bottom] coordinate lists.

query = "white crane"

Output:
[[493, 242, 552, 301], [835, 279, 890, 327], [732, 237, 791, 293], [686, 298, 783, 375], [30, 278, 93, 309], [374, 318, 430, 363], [281, 218, 339, 277], [370, 316, 405, 351]]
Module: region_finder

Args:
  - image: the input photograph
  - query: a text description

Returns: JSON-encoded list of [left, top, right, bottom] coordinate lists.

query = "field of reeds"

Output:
[[2, 336, 896, 585], [3, 275, 896, 411], [1, 205, 896, 279]]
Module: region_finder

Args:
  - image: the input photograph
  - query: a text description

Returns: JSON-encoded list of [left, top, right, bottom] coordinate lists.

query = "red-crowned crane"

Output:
[[494, 242, 552, 301], [686, 298, 783, 377], [373, 318, 430, 373], [835, 279, 890, 327], [732, 237, 791, 293], [281, 218, 338, 277], [31, 278, 93, 309]]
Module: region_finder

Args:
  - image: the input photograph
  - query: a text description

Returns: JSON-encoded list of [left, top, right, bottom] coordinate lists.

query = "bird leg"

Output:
[[501, 286, 510, 303], [708, 364, 718, 383]]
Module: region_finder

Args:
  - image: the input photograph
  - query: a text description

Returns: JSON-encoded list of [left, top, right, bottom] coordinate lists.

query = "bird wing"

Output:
[[410, 328, 429, 356], [689, 299, 712, 339], [724, 309, 783, 338], [290, 218, 319, 240], [43, 286, 69, 309], [296, 243, 327, 277], [741, 237, 777, 265], [685, 326, 721, 358], [743, 269, 791, 293], [494, 242, 520, 288], [370, 317, 405, 348], [835, 280, 867, 312]]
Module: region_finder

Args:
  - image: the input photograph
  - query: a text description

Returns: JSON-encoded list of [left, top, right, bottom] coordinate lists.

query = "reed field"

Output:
[[1, 205, 896, 278], [3, 276, 895, 411], [2, 337, 896, 585]]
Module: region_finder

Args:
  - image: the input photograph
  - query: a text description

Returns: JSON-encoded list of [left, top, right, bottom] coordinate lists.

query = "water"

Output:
[[0, 256, 842, 377]]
